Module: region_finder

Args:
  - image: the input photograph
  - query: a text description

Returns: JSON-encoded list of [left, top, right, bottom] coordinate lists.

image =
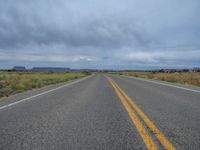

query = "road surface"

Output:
[[0, 74, 199, 150]]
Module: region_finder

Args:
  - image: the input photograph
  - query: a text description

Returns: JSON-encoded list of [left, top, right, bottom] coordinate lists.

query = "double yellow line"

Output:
[[106, 76, 175, 150]]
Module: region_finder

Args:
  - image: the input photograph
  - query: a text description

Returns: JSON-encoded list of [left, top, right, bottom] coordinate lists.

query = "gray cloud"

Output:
[[0, 0, 200, 69]]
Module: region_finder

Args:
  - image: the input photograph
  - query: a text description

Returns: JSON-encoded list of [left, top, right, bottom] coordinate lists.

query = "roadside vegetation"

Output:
[[0, 71, 90, 98], [114, 72, 200, 87]]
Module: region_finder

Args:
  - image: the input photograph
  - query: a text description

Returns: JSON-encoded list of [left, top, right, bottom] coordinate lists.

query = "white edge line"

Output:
[[0, 75, 93, 111], [120, 75, 200, 93]]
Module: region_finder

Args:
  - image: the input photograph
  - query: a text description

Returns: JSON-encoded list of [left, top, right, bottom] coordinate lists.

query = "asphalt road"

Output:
[[0, 74, 199, 150]]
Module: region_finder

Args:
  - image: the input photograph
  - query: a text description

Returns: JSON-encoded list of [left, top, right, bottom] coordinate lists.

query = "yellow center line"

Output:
[[107, 77, 158, 150], [108, 77, 176, 150]]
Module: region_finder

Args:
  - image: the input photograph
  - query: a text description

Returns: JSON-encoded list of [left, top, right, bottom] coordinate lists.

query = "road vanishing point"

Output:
[[0, 74, 200, 150]]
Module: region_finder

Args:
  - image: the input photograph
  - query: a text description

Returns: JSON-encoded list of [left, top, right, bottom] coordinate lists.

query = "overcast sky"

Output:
[[0, 0, 200, 69]]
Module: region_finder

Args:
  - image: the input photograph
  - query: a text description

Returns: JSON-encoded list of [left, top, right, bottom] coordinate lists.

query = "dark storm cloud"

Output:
[[0, 6, 152, 49], [0, 0, 200, 69]]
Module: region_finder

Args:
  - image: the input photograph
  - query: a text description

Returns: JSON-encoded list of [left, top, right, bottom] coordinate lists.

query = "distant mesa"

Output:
[[13, 66, 27, 71], [31, 67, 71, 72], [12, 66, 71, 72]]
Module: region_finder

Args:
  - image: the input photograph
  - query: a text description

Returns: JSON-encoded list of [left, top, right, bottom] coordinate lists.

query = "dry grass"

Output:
[[0, 72, 90, 98], [116, 72, 200, 87]]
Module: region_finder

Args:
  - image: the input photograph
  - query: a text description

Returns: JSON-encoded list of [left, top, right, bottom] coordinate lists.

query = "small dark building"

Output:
[[192, 68, 200, 72]]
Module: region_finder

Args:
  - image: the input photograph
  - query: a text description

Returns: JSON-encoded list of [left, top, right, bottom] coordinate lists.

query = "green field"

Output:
[[0, 72, 90, 98], [114, 72, 200, 87]]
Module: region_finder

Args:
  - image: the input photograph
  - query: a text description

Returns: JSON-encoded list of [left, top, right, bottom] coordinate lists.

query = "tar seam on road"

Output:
[[121, 75, 200, 93], [106, 76, 176, 150], [0, 75, 93, 111]]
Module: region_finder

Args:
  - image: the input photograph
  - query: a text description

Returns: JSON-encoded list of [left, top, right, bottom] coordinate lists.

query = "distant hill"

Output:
[[13, 66, 27, 71], [31, 67, 71, 72]]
